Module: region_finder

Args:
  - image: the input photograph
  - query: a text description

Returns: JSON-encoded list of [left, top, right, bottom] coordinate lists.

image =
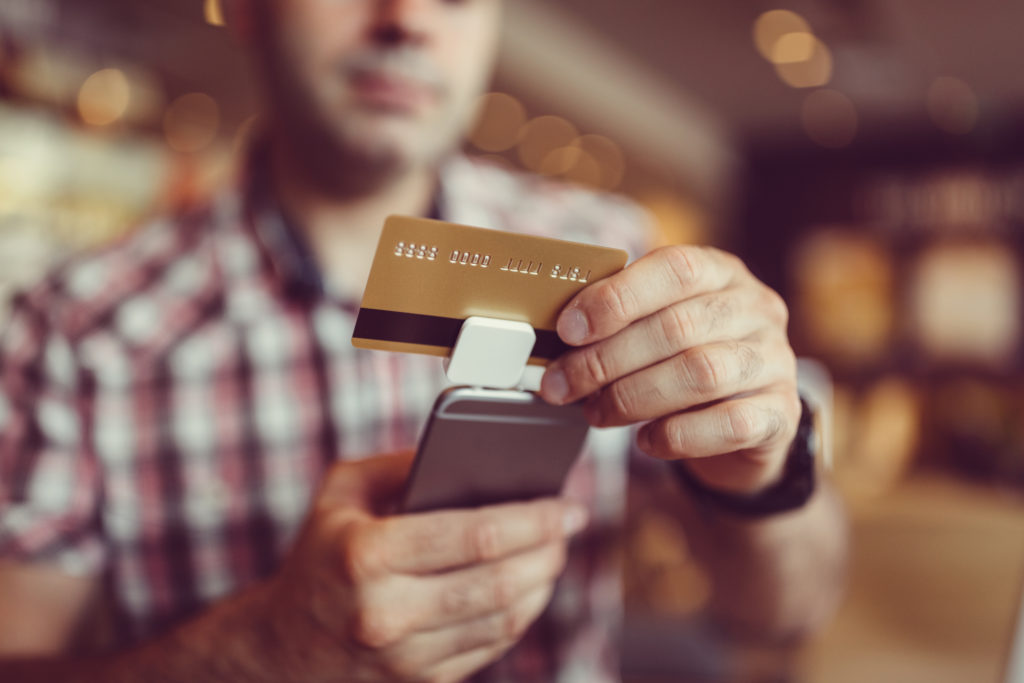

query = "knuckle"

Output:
[[351, 605, 403, 649], [489, 563, 516, 610], [661, 303, 699, 345], [661, 418, 690, 457], [736, 343, 763, 383], [466, 518, 503, 563], [439, 581, 472, 617], [408, 516, 451, 558], [604, 380, 639, 421], [763, 287, 790, 326], [661, 245, 703, 290], [704, 294, 733, 333], [684, 347, 727, 396], [722, 402, 764, 447], [577, 344, 613, 387], [645, 418, 687, 458], [594, 279, 635, 326], [765, 407, 787, 444]]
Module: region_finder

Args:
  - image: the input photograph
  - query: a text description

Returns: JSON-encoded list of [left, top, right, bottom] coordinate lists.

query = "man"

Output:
[[0, 1, 846, 681]]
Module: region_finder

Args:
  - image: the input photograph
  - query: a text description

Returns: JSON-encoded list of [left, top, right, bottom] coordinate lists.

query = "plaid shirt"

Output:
[[0, 153, 649, 682]]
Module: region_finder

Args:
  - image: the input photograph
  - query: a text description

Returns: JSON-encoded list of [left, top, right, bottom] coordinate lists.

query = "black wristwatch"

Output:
[[671, 396, 818, 518]]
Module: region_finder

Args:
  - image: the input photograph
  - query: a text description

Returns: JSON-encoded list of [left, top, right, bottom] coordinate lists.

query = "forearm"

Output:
[[0, 583, 278, 683], [678, 481, 848, 641]]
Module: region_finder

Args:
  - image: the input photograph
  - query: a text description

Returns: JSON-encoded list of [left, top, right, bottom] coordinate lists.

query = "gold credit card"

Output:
[[352, 215, 629, 364]]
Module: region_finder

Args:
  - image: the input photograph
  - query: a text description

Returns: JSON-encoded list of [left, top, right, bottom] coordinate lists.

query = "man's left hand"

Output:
[[539, 245, 800, 496]]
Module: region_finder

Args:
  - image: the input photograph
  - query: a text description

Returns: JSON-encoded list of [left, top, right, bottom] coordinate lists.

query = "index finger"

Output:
[[357, 498, 588, 576], [555, 245, 740, 347]]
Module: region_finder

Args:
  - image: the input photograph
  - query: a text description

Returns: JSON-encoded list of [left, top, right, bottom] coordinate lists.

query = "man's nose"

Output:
[[371, 0, 437, 46]]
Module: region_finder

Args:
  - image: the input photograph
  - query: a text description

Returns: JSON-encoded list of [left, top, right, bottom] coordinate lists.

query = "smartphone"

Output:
[[401, 386, 591, 513]]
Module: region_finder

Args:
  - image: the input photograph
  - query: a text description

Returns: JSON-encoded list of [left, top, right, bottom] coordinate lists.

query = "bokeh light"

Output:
[[164, 92, 220, 154], [791, 229, 895, 365], [639, 191, 708, 247], [121, 67, 166, 126], [10, 46, 87, 105], [78, 68, 131, 127], [540, 145, 602, 187], [469, 92, 527, 153], [927, 76, 979, 135], [774, 36, 833, 88], [539, 145, 583, 176], [771, 31, 817, 64], [802, 89, 858, 148], [909, 242, 1020, 365], [204, 0, 226, 27], [835, 378, 922, 500], [517, 115, 577, 172], [753, 10, 812, 61]]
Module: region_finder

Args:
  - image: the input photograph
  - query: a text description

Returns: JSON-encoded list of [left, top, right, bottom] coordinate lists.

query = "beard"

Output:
[[255, 33, 463, 199]]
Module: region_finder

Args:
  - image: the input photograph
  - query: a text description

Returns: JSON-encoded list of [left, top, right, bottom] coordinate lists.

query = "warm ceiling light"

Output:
[[927, 77, 979, 135], [164, 92, 221, 153], [78, 68, 131, 126], [753, 10, 811, 61], [469, 92, 527, 153], [774, 36, 833, 88], [204, 0, 226, 27], [801, 89, 858, 148]]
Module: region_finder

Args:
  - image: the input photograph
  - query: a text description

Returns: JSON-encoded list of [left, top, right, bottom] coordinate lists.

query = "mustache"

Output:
[[341, 46, 446, 92]]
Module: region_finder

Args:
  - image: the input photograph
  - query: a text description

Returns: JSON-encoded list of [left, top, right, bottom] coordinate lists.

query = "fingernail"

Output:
[[558, 308, 590, 346], [562, 505, 589, 535], [541, 367, 569, 405]]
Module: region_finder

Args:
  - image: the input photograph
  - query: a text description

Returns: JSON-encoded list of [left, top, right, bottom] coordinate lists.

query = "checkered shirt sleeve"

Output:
[[0, 285, 106, 575]]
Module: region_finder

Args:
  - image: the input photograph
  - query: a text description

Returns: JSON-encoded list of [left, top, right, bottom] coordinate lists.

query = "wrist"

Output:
[[672, 396, 818, 518]]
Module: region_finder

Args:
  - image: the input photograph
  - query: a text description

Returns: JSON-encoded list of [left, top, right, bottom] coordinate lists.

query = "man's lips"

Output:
[[350, 72, 437, 113]]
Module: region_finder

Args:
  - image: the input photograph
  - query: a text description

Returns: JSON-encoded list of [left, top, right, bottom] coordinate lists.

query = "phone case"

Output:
[[402, 387, 590, 513]]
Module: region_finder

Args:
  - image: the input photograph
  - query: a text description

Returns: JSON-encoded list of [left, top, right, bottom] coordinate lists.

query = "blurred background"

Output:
[[0, 0, 1022, 681]]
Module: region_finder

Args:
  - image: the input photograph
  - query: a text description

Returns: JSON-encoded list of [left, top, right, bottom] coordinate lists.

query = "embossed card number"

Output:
[[394, 241, 592, 283], [354, 215, 628, 364]]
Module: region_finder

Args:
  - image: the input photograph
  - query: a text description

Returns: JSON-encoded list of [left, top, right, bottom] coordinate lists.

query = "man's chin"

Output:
[[337, 120, 446, 170]]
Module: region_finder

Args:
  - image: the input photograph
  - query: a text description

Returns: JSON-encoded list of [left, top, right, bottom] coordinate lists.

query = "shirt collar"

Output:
[[241, 143, 446, 304]]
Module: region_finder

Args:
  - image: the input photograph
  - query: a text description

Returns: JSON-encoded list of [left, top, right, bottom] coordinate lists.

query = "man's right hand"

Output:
[[253, 453, 588, 683]]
